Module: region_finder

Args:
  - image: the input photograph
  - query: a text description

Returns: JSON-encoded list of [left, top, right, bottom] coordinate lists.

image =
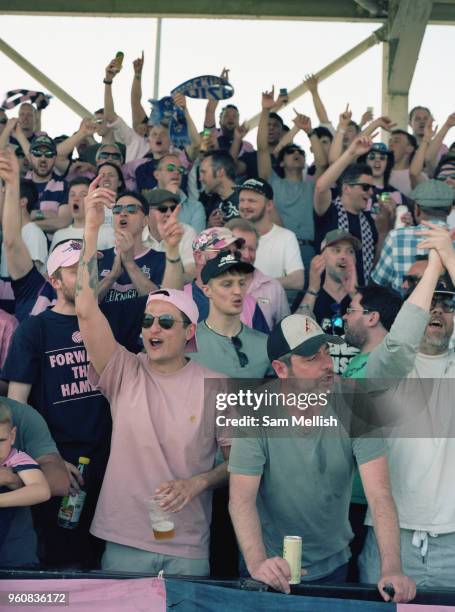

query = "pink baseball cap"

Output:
[[47, 240, 83, 277], [146, 289, 199, 352]]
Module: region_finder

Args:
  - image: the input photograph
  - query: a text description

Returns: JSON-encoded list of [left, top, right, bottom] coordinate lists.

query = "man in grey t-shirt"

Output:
[[228, 314, 416, 602]]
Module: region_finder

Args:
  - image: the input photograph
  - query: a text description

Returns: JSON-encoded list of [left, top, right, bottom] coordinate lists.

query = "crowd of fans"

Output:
[[0, 54, 454, 603]]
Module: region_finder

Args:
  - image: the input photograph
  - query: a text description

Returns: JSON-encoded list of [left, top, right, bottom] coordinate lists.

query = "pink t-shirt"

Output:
[[88, 344, 229, 559], [2, 448, 38, 470]]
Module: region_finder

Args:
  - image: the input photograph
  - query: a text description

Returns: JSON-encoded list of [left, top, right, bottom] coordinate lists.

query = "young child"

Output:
[[0, 402, 51, 548]]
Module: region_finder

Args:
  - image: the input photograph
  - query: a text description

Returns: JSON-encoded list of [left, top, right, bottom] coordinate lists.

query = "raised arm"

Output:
[[56, 118, 97, 160], [115, 230, 158, 295], [416, 221, 455, 286], [409, 119, 435, 187], [257, 88, 276, 181], [293, 111, 328, 178], [159, 205, 185, 290], [315, 134, 373, 216], [173, 93, 201, 162], [425, 112, 455, 172], [0, 148, 33, 280], [304, 74, 330, 125], [131, 52, 148, 129], [104, 57, 121, 122], [328, 104, 352, 164], [361, 116, 396, 138], [75, 176, 118, 375]]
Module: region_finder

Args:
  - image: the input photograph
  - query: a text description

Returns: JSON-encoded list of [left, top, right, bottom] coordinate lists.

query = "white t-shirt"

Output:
[[142, 223, 196, 268], [366, 350, 455, 533], [254, 224, 304, 279], [49, 225, 115, 253], [1, 222, 48, 276]]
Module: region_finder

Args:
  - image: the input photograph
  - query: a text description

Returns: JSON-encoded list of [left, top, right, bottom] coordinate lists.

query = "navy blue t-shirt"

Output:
[[9, 266, 146, 353], [188, 280, 269, 334], [2, 311, 111, 466], [99, 247, 166, 304]]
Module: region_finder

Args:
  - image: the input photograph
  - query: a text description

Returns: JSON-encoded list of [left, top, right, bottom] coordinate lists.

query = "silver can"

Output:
[[283, 535, 302, 584]]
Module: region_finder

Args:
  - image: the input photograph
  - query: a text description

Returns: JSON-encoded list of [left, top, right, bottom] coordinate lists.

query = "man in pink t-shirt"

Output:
[[76, 177, 230, 575]]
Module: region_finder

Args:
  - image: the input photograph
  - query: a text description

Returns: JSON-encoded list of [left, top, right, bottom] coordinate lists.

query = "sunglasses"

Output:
[[142, 313, 188, 330], [231, 335, 249, 368], [165, 163, 185, 174], [31, 149, 54, 159], [403, 274, 420, 286], [367, 152, 387, 161], [348, 182, 373, 192], [155, 204, 178, 214], [112, 204, 143, 215], [430, 298, 455, 313], [98, 151, 122, 160]]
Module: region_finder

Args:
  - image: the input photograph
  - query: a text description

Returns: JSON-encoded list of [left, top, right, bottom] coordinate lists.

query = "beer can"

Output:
[[283, 535, 302, 584]]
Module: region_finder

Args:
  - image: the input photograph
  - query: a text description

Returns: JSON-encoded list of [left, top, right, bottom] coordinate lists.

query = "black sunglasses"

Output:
[[231, 335, 249, 368], [142, 314, 188, 330], [430, 297, 455, 313], [403, 274, 421, 285], [98, 151, 122, 160], [112, 204, 143, 215], [155, 204, 178, 214], [31, 149, 54, 159], [348, 182, 373, 192]]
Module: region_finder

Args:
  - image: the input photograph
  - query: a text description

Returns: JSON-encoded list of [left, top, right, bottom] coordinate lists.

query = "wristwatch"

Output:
[[306, 288, 319, 297], [166, 255, 181, 264], [103, 79, 113, 85]]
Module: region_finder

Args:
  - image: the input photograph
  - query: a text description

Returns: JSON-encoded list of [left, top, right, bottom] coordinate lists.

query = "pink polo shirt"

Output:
[[246, 269, 290, 329], [88, 344, 229, 559]]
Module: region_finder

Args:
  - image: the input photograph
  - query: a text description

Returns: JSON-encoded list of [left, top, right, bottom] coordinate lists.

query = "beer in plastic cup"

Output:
[[147, 496, 175, 541]]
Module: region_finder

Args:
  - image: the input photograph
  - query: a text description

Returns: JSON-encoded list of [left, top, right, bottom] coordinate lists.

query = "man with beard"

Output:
[[238, 178, 304, 292], [153, 153, 205, 233], [27, 135, 71, 235], [295, 229, 361, 374], [199, 150, 240, 225], [343, 230, 455, 586], [3, 240, 112, 569]]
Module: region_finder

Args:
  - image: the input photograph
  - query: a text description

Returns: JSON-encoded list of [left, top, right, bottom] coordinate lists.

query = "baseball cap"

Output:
[[434, 274, 455, 298], [201, 252, 254, 284], [267, 314, 344, 362], [410, 179, 454, 208], [146, 289, 199, 352], [146, 188, 180, 207], [240, 177, 273, 200], [370, 143, 390, 154], [47, 240, 83, 277], [192, 227, 244, 253], [320, 229, 362, 251], [30, 134, 56, 155]]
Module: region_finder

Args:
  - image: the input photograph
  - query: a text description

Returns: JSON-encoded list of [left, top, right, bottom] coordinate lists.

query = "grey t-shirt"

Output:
[[188, 322, 271, 379], [0, 398, 58, 568], [228, 389, 384, 580], [269, 172, 315, 241]]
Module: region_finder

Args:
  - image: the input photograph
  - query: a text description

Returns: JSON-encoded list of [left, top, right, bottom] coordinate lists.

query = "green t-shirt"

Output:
[[188, 322, 271, 379], [228, 389, 384, 580]]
